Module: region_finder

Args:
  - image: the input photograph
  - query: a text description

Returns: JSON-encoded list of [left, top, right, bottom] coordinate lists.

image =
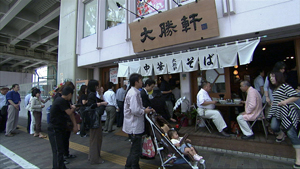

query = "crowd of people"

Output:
[[0, 60, 299, 168]]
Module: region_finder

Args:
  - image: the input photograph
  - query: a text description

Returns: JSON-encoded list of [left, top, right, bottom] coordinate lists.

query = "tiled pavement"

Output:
[[0, 117, 296, 169]]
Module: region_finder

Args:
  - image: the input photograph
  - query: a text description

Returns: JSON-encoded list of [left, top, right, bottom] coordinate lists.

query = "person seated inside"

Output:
[[168, 130, 203, 161], [237, 81, 263, 140], [196, 81, 230, 137]]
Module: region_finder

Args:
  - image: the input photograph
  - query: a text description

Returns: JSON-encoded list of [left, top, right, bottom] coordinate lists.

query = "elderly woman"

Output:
[[267, 71, 300, 169]]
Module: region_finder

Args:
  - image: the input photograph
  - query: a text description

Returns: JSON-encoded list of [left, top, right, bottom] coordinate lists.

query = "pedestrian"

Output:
[[103, 82, 119, 133], [0, 87, 9, 132], [25, 87, 36, 133], [267, 71, 300, 169], [77, 85, 88, 137], [53, 81, 77, 164], [31, 88, 47, 138], [48, 86, 78, 169], [86, 79, 108, 165], [264, 61, 286, 134], [123, 73, 154, 169], [254, 69, 265, 96], [5, 84, 21, 137], [115, 85, 127, 127], [160, 74, 174, 119]]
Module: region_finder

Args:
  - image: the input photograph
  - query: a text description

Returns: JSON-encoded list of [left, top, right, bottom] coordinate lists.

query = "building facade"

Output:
[[58, 0, 300, 103]]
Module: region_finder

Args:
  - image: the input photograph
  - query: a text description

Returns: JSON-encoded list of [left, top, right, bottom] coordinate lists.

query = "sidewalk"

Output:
[[0, 117, 295, 169]]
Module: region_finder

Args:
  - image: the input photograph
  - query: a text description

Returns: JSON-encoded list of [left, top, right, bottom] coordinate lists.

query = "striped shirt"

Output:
[[268, 84, 298, 130]]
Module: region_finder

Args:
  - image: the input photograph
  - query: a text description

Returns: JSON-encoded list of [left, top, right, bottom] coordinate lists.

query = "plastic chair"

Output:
[[250, 104, 268, 139], [194, 104, 213, 133]]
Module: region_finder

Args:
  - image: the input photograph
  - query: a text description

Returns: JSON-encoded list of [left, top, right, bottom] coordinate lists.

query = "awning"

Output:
[[117, 39, 260, 77]]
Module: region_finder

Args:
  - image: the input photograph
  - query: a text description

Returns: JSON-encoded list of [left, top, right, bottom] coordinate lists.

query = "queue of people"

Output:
[[0, 64, 299, 169]]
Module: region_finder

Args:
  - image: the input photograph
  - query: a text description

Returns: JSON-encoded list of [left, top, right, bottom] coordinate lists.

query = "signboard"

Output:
[[129, 0, 219, 53], [110, 68, 118, 84]]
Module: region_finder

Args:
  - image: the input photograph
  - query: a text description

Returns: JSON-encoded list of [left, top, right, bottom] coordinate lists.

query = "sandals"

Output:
[[33, 134, 39, 137], [39, 135, 47, 138], [267, 126, 274, 135]]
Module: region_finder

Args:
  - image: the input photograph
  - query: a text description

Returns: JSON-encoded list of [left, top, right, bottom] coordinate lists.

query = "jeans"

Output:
[[27, 111, 31, 133], [271, 117, 300, 148], [116, 101, 124, 127], [48, 127, 67, 169], [125, 133, 143, 169], [63, 131, 71, 156]]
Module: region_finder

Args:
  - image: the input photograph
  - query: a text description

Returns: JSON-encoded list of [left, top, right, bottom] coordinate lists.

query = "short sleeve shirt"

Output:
[[197, 89, 215, 109], [49, 97, 70, 130], [254, 75, 264, 92]]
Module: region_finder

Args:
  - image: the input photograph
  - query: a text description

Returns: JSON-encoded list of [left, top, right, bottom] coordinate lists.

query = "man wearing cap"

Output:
[[0, 87, 9, 132]]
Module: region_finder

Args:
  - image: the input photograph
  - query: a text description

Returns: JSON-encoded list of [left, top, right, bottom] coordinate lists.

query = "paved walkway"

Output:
[[0, 117, 295, 169]]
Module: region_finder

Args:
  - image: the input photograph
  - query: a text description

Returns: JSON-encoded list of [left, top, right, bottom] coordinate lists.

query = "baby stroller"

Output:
[[145, 112, 206, 169]]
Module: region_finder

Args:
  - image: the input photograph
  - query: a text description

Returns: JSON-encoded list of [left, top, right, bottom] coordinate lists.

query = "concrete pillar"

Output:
[[93, 67, 100, 80], [57, 0, 87, 85]]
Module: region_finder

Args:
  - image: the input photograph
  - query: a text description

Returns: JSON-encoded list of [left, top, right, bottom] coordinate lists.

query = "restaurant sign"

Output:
[[129, 0, 219, 53]]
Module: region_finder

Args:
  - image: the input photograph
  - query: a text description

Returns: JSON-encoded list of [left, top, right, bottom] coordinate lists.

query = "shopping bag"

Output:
[[142, 136, 155, 158]]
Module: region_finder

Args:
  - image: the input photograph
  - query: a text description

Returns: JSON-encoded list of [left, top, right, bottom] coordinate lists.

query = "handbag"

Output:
[[25, 97, 33, 111], [1, 103, 8, 116], [142, 136, 155, 158]]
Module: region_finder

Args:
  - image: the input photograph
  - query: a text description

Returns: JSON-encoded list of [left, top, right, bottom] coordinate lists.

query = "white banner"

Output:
[[140, 59, 153, 76], [217, 44, 238, 68], [127, 61, 141, 74], [181, 51, 199, 72], [110, 68, 118, 84], [198, 48, 219, 70], [152, 57, 168, 75], [117, 63, 129, 77], [238, 39, 260, 65], [166, 54, 182, 74]]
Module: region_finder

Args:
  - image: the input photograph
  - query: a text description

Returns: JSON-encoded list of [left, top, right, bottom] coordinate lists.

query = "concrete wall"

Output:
[[0, 71, 33, 87], [57, 0, 87, 84]]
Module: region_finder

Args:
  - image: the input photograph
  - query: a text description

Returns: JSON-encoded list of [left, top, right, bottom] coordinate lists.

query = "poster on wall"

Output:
[[110, 68, 118, 84]]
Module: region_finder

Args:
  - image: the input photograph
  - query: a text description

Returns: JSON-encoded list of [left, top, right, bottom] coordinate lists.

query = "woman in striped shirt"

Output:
[[268, 71, 300, 169]]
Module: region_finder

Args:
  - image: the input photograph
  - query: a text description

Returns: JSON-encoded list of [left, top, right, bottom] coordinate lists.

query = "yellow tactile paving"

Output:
[[17, 125, 158, 169]]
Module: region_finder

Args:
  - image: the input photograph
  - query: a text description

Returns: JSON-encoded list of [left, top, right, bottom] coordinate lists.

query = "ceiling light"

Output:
[[262, 48, 266, 51], [291, 56, 294, 59], [286, 57, 290, 59]]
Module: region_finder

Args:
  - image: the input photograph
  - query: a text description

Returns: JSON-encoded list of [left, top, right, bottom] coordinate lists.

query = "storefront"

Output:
[[73, 0, 300, 103]]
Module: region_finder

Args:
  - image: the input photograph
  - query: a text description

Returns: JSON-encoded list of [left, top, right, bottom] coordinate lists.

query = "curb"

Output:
[[194, 145, 294, 164]]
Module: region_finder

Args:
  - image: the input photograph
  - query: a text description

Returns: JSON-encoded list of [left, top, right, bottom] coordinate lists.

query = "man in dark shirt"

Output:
[[48, 86, 77, 169], [160, 75, 174, 119], [5, 84, 21, 137], [140, 79, 156, 108]]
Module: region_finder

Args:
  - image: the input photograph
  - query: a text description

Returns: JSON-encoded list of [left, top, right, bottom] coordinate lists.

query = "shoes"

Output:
[[193, 154, 203, 161], [293, 163, 300, 169], [108, 130, 115, 133], [276, 135, 286, 143], [76, 131, 80, 135], [11, 131, 19, 134], [5, 133, 14, 137], [220, 130, 230, 137], [91, 160, 104, 165], [241, 134, 255, 140], [64, 160, 69, 164], [33, 134, 39, 137], [64, 154, 77, 159], [80, 134, 88, 137]]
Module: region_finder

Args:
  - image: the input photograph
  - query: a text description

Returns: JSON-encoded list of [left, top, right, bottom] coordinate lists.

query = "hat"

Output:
[[0, 87, 9, 90], [152, 87, 162, 98]]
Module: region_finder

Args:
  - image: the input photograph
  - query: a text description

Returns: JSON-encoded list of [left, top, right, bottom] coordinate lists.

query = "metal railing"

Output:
[[18, 79, 57, 98]]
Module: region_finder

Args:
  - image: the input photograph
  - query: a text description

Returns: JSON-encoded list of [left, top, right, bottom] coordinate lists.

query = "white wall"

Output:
[[76, 0, 300, 67], [0, 71, 33, 87]]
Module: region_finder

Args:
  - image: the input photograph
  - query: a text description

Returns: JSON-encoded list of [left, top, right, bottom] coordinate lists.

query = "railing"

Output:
[[18, 79, 57, 98]]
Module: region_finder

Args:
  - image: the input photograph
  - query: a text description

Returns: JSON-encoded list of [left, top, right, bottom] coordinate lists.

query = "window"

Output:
[[83, 0, 97, 38], [136, 0, 166, 17], [106, 0, 126, 29], [205, 68, 226, 93]]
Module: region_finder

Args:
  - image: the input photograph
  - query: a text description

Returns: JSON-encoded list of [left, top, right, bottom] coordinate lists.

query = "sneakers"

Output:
[[293, 163, 300, 169], [64, 154, 77, 159], [193, 154, 203, 161], [76, 131, 80, 135]]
